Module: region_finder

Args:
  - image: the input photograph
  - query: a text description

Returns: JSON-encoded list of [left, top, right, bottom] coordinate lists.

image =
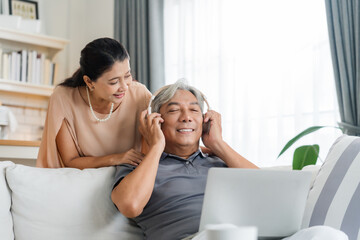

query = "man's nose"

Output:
[[180, 110, 192, 122]]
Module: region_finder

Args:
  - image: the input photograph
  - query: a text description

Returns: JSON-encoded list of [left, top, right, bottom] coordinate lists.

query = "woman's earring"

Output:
[[86, 85, 94, 92]]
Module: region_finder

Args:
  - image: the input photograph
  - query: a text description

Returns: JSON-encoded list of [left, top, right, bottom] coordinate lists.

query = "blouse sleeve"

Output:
[[36, 86, 73, 168]]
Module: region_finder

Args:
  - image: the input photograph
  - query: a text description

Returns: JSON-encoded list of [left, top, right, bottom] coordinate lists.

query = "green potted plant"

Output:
[[278, 126, 342, 170]]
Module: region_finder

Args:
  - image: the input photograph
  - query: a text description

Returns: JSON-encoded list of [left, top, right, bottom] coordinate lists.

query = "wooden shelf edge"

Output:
[[0, 27, 69, 50], [0, 139, 41, 147], [0, 79, 54, 97]]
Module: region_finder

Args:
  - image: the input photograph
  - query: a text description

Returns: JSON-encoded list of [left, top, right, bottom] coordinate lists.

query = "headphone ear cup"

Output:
[[147, 95, 155, 114], [201, 93, 210, 112], [202, 119, 211, 134]]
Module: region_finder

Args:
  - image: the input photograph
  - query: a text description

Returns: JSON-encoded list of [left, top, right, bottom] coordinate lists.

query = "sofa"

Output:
[[0, 134, 359, 240]]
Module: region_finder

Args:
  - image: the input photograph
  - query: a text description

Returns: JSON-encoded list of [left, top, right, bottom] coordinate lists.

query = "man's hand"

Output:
[[201, 110, 224, 152], [139, 110, 165, 150], [201, 110, 258, 169]]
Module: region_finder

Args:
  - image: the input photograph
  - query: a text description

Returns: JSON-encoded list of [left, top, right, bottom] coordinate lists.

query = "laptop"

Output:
[[199, 168, 312, 239]]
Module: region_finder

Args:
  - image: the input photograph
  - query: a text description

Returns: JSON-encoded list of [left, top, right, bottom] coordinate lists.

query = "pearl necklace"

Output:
[[86, 86, 114, 122]]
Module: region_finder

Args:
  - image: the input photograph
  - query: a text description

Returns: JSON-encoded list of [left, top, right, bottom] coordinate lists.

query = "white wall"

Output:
[[38, 0, 114, 83]]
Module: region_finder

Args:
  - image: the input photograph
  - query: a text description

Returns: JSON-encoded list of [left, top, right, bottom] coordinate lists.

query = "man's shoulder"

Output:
[[199, 155, 227, 167]]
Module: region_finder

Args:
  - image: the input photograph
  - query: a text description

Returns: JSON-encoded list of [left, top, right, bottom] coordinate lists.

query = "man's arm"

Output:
[[201, 110, 258, 169], [111, 110, 165, 218]]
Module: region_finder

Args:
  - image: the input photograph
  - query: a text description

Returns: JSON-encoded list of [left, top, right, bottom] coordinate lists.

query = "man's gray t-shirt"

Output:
[[113, 150, 227, 240]]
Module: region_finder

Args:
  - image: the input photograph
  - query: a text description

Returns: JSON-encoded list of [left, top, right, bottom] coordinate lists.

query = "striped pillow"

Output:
[[302, 135, 360, 240]]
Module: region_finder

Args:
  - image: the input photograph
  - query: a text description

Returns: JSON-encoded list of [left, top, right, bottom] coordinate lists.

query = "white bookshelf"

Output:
[[0, 20, 68, 156], [0, 27, 68, 98], [0, 26, 68, 58]]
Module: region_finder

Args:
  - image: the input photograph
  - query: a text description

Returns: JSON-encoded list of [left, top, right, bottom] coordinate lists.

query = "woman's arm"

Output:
[[111, 110, 165, 218], [201, 110, 258, 169], [56, 120, 143, 169]]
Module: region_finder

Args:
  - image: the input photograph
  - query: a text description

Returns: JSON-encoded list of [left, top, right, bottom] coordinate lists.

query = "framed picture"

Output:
[[9, 0, 38, 20]]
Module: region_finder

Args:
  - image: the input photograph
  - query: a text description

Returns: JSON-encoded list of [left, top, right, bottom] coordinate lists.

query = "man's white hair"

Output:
[[151, 79, 209, 114]]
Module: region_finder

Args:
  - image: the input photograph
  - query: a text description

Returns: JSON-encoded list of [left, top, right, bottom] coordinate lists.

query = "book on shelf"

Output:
[[50, 63, 58, 86], [2, 53, 8, 79], [16, 51, 21, 81], [20, 49, 27, 83], [1, 0, 9, 15], [0, 48, 56, 86], [39, 53, 45, 84], [34, 53, 41, 84], [0, 48, 2, 78], [27, 50, 32, 83], [10, 51, 16, 81], [31, 50, 37, 84], [43, 59, 51, 85]]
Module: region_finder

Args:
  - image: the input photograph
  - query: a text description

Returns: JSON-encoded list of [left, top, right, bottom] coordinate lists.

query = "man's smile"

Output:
[[177, 128, 195, 133]]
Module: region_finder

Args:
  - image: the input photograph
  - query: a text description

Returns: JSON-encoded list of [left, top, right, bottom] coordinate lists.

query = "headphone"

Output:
[[147, 91, 210, 114]]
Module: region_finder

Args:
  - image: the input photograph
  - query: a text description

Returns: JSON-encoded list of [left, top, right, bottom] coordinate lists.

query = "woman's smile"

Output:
[[113, 92, 125, 99]]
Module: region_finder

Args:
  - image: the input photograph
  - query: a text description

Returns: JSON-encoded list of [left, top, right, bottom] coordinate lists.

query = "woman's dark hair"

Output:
[[60, 38, 129, 87]]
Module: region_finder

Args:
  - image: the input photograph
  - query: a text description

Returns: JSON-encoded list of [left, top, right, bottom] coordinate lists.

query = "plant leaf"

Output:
[[292, 145, 319, 170], [277, 126, 328, 158]]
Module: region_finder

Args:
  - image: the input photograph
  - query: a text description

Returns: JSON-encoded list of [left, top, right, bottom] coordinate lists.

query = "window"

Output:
[[164, 0, 340, 166]]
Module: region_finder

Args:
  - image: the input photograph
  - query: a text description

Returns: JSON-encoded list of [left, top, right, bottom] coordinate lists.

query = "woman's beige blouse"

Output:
[[37, 81, 151, 168]]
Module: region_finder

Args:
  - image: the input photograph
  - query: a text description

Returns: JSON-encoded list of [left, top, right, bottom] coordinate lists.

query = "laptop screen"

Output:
[[199, 168, 312, 238]]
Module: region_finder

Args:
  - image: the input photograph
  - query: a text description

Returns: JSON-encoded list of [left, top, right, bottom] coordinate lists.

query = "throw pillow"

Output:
[[0, 161, 14, 240], [6, 165, 143, 240], [302, 135, 360, 240]]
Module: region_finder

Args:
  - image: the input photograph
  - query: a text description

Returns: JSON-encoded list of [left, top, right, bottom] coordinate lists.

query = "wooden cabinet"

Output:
[[0, 140, 39, 166]]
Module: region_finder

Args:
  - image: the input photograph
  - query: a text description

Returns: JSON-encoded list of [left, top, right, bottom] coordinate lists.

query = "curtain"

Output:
[[325, 0, 360, 135], [164, 0, 340, 166], [114, 0, 165, 92]]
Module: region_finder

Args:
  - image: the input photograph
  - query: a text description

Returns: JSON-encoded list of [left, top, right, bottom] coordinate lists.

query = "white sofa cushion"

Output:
[[6, 165, 143, 240], [302, 135, 360, 240], [0, 161, 14, 240]]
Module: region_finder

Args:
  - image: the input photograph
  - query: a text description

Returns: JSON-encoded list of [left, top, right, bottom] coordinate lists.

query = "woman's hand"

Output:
[[111, 149, 144, 166], [139, 110, 165, 150]]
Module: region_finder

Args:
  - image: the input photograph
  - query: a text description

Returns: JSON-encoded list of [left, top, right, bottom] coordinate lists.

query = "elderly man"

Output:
[[111, 80, 258, 239], [111, 81, 348, 240]]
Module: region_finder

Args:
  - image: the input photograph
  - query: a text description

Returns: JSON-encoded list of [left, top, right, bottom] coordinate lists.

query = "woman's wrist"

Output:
[[107, 154, 120, 166]]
